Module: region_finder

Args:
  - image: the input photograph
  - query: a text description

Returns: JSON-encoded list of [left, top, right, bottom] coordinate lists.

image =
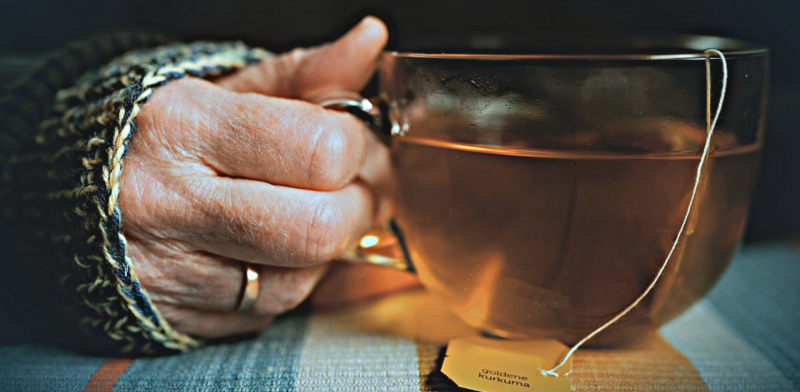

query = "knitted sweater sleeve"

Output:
[[0, 33, 271, 355]]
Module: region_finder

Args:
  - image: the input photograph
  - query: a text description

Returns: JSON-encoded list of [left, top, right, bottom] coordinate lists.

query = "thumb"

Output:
[[218, 16, 388, 99]]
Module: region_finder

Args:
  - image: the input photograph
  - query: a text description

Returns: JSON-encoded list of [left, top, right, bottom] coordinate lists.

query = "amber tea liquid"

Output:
[[393, 134, 760, 345]]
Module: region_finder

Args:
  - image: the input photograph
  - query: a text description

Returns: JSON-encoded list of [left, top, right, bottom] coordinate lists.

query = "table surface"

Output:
[[1, 241, 798, 392]]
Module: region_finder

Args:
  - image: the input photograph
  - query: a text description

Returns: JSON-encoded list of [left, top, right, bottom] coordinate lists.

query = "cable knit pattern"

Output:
[[1, 35, 271, 355]]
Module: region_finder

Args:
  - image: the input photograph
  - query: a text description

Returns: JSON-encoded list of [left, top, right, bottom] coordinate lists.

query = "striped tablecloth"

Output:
[[1, 241, 798, 392]]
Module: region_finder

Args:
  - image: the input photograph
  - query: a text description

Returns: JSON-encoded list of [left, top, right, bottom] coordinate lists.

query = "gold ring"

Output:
[[236, 264, 260, 313]]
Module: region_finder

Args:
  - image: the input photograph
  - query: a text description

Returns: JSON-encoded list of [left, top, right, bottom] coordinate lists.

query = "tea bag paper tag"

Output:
[[441, 336, 572, 392]]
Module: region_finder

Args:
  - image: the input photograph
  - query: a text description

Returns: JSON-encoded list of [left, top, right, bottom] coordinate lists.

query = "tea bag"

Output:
[[442, 336, 572, 392], [440, 49, 729, 390]]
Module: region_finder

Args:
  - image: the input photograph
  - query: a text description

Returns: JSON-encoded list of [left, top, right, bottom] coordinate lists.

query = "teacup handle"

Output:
[[311, 90, 392, 146], [312, 92, 415, 273], [338, 221, 415, 272]]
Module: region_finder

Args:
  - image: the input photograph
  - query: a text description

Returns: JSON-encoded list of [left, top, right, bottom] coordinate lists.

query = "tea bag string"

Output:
[[542, 49, 729, 377]]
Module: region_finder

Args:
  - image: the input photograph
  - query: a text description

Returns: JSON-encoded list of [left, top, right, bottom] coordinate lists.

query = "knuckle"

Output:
[[256, 271, 318, 315], [308, 124, 349, 188], [276, 48, 309, 86], [286, 47, 309, 64], [307, 116, 355, 189], [302, 198, 348, 264]]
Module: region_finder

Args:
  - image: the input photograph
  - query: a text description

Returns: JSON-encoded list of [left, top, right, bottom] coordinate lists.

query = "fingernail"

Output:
[[354, 16, 385, 39]]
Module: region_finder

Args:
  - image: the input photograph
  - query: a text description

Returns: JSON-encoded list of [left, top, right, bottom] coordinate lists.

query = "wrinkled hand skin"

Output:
[[120, 17, 419, 338]]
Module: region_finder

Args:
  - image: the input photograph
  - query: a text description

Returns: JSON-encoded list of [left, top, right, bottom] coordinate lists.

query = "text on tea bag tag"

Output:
[[442, 336, 572, 392]]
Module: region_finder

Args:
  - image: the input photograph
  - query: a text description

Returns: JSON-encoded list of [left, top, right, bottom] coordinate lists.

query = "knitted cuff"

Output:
[[1, 38, 271, 355]]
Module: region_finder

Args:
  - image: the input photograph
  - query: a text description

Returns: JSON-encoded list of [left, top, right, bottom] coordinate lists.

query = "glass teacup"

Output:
[[333, 35, 768, 346]]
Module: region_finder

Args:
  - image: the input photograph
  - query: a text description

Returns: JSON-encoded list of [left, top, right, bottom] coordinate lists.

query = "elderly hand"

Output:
[[121, 17, 418, 338]]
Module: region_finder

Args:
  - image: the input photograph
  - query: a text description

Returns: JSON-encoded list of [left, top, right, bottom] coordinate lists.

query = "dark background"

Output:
[[1, 0, 798, 241]]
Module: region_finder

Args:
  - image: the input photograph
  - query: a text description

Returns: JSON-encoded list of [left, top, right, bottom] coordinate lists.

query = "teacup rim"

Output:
[[386, 34, 768, 60]]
